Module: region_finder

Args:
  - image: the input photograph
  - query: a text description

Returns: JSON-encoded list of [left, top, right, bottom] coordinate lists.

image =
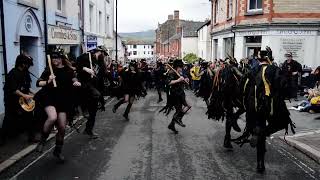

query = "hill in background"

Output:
[[119, 30, 155, 43]]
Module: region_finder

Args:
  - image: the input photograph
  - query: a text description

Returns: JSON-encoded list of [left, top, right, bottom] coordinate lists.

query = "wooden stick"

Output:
[[165, 63, 189, 84], [47, 55, 57, 87], [88, 52, 94, 78]]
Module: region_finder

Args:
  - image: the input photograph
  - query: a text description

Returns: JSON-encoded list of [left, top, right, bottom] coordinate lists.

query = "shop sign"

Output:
[[87, 35, 97, 51], [236, 30, 316, 37], [48, 25, 80, 44], [280, 37, 305, 63]]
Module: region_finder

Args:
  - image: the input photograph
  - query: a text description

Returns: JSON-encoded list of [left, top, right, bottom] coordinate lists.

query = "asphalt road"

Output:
[[7, 91, 320, 180]]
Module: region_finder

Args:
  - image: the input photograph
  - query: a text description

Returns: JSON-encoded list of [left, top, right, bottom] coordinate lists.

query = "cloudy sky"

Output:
[[118, 0, 211, 33]]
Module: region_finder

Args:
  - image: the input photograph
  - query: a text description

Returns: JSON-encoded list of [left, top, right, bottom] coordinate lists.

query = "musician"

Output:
[[112, 60, 145, 121], [154, 60, 165, 103], [167, 59, 189, 134], [1, 54, 34, 145], [36, 52, 81, 162], [76, 47, 104, 139]]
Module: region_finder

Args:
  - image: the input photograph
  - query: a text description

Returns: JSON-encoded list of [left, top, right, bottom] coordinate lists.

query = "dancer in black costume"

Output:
[[112, 61, 145, 121], [36, 52, 81, 162], [167, 59, 190, 134]]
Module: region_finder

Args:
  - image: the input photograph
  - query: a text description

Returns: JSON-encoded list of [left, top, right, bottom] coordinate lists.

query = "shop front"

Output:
[[47, 25, 81, 61]]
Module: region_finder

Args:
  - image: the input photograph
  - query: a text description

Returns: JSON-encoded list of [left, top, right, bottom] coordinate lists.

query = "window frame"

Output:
[[57, 0, 63, 12], [247, 0, 263, 12], [227, 0, 233, 18]]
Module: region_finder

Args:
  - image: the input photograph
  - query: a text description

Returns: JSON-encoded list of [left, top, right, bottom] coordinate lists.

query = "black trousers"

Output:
[[83, 84, 101, 133], [169, 103, 185, 126]]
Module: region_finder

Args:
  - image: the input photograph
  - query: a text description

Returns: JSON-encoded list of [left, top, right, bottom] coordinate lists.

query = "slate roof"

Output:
[[180, 20, 205, 37], [125, 40, 154, 45], [196, 20, 211, 32]]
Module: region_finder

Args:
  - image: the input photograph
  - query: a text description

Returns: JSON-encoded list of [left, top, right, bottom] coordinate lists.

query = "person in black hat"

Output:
[[166, 59, 189, 134], [36, 51, 81, 162], [112, 60, 145, 121], [154, 60, 166, 103], [1, 54, 34, 145], [281, 52, 302, 100], [76, 47, 105, 139], [235, 48, 295, 173]]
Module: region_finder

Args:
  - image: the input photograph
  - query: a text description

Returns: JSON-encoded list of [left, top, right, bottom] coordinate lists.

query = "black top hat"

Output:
[[173, 59, 184, 68], [15, 54, 33, 67]]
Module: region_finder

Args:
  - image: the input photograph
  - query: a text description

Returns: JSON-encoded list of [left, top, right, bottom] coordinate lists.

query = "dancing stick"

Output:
[[165, 63, 189, 84], [47, 55, 57, 87], [88, 52, 94, 78]]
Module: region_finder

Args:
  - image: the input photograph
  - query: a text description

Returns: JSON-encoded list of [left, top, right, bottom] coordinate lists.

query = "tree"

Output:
[[183, 53, 198, 64]]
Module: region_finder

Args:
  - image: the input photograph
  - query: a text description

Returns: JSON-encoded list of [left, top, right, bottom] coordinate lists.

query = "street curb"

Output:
[[0, 117, 81, 174], [280, 132, 320, 164], [0, 96, 114, 174]]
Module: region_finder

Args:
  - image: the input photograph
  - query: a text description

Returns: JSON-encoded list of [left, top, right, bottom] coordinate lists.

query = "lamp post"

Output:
[[115, 0, 118, 62]]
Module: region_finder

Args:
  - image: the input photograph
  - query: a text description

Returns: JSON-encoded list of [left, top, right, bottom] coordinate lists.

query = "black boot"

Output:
[[53, 145, 65, 163], [83, 129, 99, 139], [232, 118, 241, 132], [256, 153, 265, 173], [113, 99, 125, 113], [123, 103, 132, 121], [36, 132, 49, 153], [168, 122, 178, 134], [223, 135, 233, 149]]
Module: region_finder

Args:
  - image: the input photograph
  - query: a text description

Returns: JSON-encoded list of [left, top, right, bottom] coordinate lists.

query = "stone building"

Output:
[[155, 10, 204, 59], [209, 0, 320, 67]]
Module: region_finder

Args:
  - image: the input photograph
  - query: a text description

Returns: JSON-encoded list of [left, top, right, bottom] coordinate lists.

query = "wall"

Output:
[[198, 25, 212, 61], [181, 37, 198, 58], [0, 16, 4, 121]]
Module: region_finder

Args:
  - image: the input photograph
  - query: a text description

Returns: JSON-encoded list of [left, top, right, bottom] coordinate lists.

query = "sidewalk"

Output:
[[281, 130, 320, 164]]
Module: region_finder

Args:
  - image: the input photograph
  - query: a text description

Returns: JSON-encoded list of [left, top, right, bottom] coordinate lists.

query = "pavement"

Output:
[[0, 91, 320, 179]]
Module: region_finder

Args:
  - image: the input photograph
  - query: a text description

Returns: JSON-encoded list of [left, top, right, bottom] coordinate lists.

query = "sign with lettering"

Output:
[[87, 35, 97, 51], [48, 25, 80, 45], [236, 30, 317, 37], [279, 38, 305, 64]]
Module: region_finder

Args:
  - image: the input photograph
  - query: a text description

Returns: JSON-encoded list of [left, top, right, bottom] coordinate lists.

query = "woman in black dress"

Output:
[[112, 61, 144, 121], [36, 52, 81, 163]]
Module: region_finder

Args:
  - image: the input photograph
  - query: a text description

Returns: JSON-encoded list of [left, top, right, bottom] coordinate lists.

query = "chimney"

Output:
[[174, 10, 179, 20], [168, 15, 174, 20]]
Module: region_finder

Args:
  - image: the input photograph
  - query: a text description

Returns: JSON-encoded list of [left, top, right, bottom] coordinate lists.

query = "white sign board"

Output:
[[279, 38, 305, 64], [48, 25, 81, 45]]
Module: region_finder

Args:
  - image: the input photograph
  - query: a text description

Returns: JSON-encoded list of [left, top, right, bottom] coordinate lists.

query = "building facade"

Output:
[[197, 21, 212, 61], [210, 0, 320, 67], [126, 41, 154, 60], [46, 0, 82, 59], [83, 0, 114, 52], [155, 10, 204, 59], [0, 11, 4, 122]]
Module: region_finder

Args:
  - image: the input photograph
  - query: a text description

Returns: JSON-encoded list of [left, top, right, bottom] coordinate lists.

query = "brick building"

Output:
[[210, 0, 320, 67], [155, 10, 204, 59]]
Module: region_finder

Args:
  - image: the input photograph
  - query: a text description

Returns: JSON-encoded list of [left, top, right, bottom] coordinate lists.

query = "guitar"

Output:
[[19, 97, 35, 112]]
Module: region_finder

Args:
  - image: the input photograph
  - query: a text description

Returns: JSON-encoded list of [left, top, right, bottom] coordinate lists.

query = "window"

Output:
[[133, 45, 137, 49], [151, 52, 153, 55], [245, 36, 262, 43], [89, 4, 94, 32], [99, 11, 102, 33], [228, 0, 233, 18], [106, 15, 110, 35], [144, 51, 146, 55], [133, 51, 137, 55], [57, 0, 63, 12], [144, 45, 146, 49], [248, 0, 262, 11], [214, 0, 219, 24]]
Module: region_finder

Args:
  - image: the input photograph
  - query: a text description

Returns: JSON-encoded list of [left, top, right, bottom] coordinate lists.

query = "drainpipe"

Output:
[[81, 0, 85, 53], [0, 0, 7, 74], [43, 0, 48, 57]]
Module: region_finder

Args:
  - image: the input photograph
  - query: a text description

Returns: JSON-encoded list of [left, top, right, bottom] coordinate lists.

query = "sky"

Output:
[[118, 0, 211, 33]]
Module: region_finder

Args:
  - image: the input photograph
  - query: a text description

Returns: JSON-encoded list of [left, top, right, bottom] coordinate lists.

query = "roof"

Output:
[[125, 40, 154, 45], [180, 20, 205, 37], [197, 20, 211, 32]]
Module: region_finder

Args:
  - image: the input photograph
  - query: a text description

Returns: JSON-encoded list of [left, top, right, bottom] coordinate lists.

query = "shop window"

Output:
[[248, 0, 262, 11], [245, 36, 262, 43], [224, 38, 234, 58]]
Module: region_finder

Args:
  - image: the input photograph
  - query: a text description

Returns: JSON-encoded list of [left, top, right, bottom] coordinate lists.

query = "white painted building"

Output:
[[126, 41, 154, 60], [114, 34, 127, 63], [197, 21, 212, 61], [83, 0, 114, 52]]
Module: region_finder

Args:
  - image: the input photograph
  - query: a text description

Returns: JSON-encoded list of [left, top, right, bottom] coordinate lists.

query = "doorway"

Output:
[[20, 36, 39, 89]]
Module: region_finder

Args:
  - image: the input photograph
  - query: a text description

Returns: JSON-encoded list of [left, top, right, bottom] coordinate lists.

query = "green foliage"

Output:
[[183, 53, 198, 64]]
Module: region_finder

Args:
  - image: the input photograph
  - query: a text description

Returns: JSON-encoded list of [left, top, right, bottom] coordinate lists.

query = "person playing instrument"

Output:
[[1, 54, 34, 145], [76, 47, 104, 139], [112, 60, 145, 121], [36, 52, 81, 163], [167, 59, 190, 134]]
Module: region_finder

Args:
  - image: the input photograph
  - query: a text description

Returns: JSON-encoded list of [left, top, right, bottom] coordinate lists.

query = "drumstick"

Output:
[[165, 63, 189, 84], [88, 52, 94, 78], [47, 55, 57, 87]]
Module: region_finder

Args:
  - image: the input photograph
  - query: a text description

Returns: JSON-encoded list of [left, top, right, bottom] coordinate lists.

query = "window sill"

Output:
[[227, 17, 232, 21], [213, 23, 219, 26], [18, 0, 39, 9], [55, 11, 67, 19], [245, 10, 264, 16]]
